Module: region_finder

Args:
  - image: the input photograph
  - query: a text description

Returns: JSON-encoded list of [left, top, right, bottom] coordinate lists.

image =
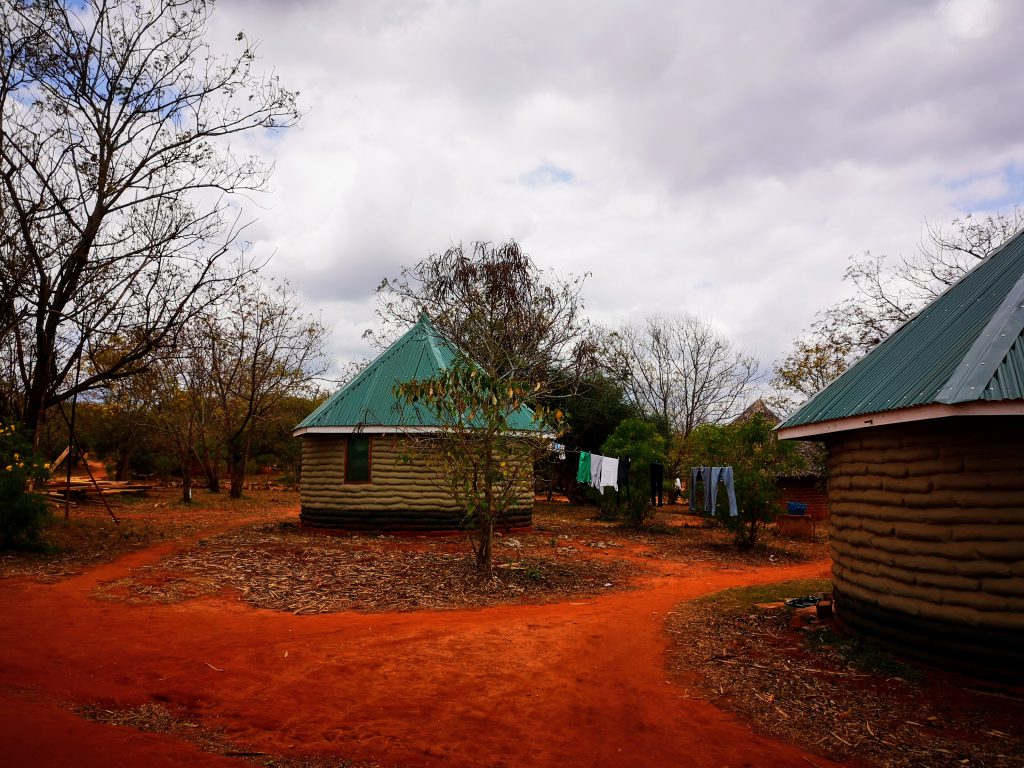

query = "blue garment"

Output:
[[709, 466, 739, 517], [690, 465, 738, 516]]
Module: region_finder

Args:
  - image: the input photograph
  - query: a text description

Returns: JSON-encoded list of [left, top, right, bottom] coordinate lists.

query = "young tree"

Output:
[[397, 359, 561, 570], [382, 241, 587, 570], [686, 414, 806, 550], [603, 314, 759, 439], [0, 0, 300, 444]]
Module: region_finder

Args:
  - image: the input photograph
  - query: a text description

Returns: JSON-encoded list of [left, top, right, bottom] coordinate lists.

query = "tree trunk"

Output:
[[115, 447, 132, 481], [475, 518, 494, 570], [229, 458, 245, 498], [200, 455, 220, 494]]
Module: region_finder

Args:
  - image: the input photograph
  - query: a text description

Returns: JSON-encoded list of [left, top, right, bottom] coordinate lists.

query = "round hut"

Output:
[[293, 314, 537, 533], [777, 228, 1024, 682]]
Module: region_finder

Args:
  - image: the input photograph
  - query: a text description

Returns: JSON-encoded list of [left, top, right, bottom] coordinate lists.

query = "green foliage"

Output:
[[559, 372, 639, 452], [602, 418, 666, 528], [0, 421, 51, 550], [686, 414, 806, 549], [396, 357, 563, 569]]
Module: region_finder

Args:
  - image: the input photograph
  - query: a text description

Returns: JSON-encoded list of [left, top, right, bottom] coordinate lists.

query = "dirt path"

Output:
[[0, 520, 839, 767]]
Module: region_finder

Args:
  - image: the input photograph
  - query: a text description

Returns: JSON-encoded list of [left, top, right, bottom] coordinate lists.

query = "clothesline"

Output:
[[575, 450, 620, 493]]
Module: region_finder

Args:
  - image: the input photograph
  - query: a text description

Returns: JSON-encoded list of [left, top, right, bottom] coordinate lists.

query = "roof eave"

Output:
[[776, 399, 1024, 440]]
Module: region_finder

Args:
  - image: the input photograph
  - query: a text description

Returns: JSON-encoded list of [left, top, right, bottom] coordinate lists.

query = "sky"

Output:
[[207, 0, 1024, 380]]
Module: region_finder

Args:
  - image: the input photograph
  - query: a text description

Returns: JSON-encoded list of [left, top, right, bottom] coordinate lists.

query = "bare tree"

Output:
[[773, 210, 1024, 409], [198, 276, 327, 498], [374, 240, 594, 392], [604, 314, 760, 438], [0, 0, 300, 443], [815, 210, 1024, 356]]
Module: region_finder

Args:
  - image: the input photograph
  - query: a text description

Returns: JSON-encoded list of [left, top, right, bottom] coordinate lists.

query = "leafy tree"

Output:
[[603, 314, 759, 439], [381, 240, 591, 568], [601, 418, 666, 528], [0, 0, 299, 444], [686, 414, 806, 550], [396, 358, 562, 570], [769, 334, 853, 415]]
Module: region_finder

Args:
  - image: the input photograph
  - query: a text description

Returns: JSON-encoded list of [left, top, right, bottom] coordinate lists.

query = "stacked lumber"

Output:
[[41, 477, 155, 497]]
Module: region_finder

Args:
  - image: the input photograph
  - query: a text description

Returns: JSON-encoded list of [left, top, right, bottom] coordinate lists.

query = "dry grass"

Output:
[[667, 579, 1024, 768]]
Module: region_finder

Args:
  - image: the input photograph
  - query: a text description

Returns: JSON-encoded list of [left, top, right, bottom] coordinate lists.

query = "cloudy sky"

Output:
[[208, 0, 1024, 378]]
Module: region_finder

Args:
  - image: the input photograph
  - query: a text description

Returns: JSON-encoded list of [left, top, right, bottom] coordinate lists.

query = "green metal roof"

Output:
[[296, 314, 541, 432], [779, 226, 1024, 431]]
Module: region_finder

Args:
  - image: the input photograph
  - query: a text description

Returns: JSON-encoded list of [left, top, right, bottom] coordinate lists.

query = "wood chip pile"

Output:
[[96, 522, 639, 613], [75, 702, 376, 768], [667, 581, 1024, 768]]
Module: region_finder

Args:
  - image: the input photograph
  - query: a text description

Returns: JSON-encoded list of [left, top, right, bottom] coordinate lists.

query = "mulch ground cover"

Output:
[[0, 488, 301, 582], [667, 578, 1024, 768], [5, 490, 830, 614], [75, 701, 378, 768], [93, 518, 641, 613]]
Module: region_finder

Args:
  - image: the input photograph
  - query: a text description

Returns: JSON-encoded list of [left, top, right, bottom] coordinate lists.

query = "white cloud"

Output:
[[208, 0, 1024, 380]]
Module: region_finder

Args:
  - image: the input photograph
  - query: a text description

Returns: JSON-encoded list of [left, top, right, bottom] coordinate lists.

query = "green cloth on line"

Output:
[[576, 452, 592, 484]]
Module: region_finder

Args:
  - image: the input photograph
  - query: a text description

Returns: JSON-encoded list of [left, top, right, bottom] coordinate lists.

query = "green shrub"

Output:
[[602, 418, 667, 528], [0, 421, 51, 550]]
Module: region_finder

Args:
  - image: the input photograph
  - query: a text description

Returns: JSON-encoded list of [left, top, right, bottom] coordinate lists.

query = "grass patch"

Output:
[[689, 577, 830, 615]]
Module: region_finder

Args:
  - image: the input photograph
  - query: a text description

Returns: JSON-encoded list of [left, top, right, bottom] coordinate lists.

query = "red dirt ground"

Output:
[[0, 503, 841, 768]]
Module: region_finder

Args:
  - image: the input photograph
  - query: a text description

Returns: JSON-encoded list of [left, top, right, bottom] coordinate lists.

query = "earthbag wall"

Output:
[[299, 435, 533, 532], [826, 417, 1024, 681]]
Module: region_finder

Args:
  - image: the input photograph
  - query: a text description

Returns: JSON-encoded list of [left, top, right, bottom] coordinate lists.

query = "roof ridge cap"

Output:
[[935, 263, 1024, 404]]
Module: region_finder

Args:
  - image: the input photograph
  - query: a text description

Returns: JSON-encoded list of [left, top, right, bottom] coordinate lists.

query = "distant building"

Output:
[[293, 314, 537, 533], [777, 228, 1024, 681]]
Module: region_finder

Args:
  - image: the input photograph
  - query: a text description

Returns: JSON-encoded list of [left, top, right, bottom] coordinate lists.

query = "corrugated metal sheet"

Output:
[[779, 227, 1024, 430], [296, 314, 540, 431], [984, 333, 1024, 400]]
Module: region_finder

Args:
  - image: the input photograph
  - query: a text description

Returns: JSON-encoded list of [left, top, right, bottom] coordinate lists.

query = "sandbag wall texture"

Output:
[[826, 417, 1024, 680], [299, 435, 533, 532]]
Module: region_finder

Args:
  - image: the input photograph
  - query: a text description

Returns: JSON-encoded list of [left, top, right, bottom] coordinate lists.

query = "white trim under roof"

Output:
[[776, 400, 1024, 440], [293, 425, 551, 438]]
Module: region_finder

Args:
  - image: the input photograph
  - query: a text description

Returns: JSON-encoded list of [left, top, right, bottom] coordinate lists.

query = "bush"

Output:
[[686, 414, 807, 550], [0, 422, 51, 550], [602, 419, 667, 528]]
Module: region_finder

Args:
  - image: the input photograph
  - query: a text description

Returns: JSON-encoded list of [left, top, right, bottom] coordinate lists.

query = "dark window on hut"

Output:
[[345, 435, 371, 483]]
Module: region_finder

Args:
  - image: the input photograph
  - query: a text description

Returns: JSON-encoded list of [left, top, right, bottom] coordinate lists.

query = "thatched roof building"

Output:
[[777, 228, 1024, 681], [293, 314, 538, 532]]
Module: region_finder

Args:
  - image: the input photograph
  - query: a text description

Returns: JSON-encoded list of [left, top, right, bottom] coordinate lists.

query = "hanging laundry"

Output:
[[616, 457, 631, 490], [576, 452, 592, 484], [599, 457, 620, 493], [649, 461, 664, 507], [590, 454, 604, 490], [696, 465, 739, 517], [689, 466, 708, 512]]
